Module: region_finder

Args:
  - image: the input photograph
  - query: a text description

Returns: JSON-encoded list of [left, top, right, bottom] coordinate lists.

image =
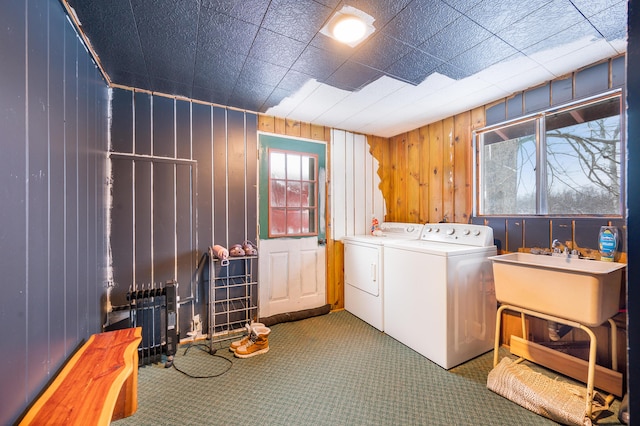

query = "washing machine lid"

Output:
[[383, 223, 496, 255], [342, 234, 387, 246], [342, 222, 423, 244], [385, 239, 497, 256]]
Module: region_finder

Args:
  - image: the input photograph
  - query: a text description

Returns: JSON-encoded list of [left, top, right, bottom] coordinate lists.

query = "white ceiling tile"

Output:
[[540, 39, 619, 77], [287, 85, 350, 123], [265, 79, 323, 118]]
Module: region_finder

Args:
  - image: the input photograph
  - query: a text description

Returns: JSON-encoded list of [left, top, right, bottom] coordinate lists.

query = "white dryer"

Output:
[[383, 223, 496, 369], [342, 222, 423, 331]]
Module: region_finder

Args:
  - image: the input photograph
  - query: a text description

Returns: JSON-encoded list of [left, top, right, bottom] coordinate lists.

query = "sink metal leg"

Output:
[[607, 318, 618, 372], [492, 304, 614, 419], [494, 304, 508, 367], [577, 324, 597, 418]]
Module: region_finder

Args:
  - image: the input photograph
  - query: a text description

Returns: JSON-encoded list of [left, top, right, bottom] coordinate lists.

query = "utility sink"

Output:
[[490, 252, 626, 327]]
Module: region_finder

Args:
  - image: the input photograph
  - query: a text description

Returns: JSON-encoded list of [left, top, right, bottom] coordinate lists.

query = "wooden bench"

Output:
[[20, 327, 142, 425]]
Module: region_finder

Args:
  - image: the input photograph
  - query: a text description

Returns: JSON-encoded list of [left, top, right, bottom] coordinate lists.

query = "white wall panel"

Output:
[[331, 130, 347, 239], [330, 129, 385, 240], [345, 132, 355, 236], [353, 133, 367, 235]]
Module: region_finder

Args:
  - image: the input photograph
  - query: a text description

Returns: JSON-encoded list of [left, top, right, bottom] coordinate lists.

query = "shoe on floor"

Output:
[[230, 322, 265, 352], [234, 326, 270, 358]]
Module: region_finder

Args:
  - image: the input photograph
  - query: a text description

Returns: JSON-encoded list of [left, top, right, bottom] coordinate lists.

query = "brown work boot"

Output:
[[229, 322, 265, 352], [234, 326, 270, 358]]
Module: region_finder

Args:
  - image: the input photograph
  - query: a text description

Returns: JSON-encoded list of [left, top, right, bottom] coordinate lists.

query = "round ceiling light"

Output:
[[332, 15, 367, 44]]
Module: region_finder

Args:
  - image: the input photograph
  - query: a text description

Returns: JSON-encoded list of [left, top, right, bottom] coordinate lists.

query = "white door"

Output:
[[257, 133, 327, 318]]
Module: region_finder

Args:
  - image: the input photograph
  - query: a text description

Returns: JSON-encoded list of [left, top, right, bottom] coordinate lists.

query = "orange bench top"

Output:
[[20, 327, 142, 426]]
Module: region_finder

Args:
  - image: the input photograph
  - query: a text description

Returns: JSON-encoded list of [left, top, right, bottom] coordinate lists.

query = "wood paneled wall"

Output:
[[370, 108, 485, 224]]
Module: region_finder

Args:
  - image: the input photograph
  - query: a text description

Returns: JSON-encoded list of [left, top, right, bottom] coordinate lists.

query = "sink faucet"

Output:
[[551, 239, 579, 258], [551, 239, 570, 257]]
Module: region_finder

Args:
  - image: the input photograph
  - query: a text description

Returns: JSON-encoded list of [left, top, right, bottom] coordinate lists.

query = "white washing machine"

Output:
[[383, 223, 496, 369], [343, 222, 423, 331]]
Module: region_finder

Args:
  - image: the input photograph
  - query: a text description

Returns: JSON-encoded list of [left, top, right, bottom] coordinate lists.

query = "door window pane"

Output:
[[268, 149, 318, 237], [270, 208, 286, 235], [287, 181, 302, 207], [302, 182, 314, 207], [270, 180, 286, 207], [270, 152, 286, 179], [287, 154, 301, 180], [302, 155, 315, 180]]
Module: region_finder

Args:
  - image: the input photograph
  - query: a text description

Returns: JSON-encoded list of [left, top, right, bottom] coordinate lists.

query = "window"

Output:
[[477, 92, 623, 216], [268, 149, 318, 236]]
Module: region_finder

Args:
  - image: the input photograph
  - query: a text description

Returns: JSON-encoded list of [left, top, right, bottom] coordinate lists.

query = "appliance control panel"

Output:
[[419, 223, 494, 247], [379, 222, 424, 239]]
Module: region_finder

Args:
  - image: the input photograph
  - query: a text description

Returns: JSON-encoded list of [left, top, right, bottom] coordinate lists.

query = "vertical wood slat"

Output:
[[285, 118, 301, 137], [453, 111, 471, 223], [429, 121, 444, 222], [391, 133, 403, 222], [311, 124, 326, 141], [300, 121, 311, 139], [258, 114, 275, 134], [274, 116, 286, 135], [442, 117, 455, 223], [406, 129, 421, 223], [418, 126, 430, 223], [442, 117, 455, 222]]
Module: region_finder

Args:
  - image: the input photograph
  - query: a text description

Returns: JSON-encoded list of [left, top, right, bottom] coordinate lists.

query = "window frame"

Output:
[[267, 148, 319, 238], [474, 89, 625, 218]]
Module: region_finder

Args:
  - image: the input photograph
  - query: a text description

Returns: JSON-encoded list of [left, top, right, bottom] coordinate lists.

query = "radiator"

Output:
[[127, 281, 178, 367]]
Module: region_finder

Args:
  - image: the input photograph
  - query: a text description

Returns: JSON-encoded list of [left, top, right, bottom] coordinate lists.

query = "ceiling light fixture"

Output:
[[333, 16, 367, 44], [320, 6, 375, 48]]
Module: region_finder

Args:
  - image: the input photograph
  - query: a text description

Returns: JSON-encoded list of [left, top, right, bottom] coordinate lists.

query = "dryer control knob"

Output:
[[473, 230, 481, 236], [462, 229, 470, 235], [446, 228, 455, 235]]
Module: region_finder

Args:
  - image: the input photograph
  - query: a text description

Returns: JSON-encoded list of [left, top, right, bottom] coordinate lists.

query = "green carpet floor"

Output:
[[114, 310, 623, 425]]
